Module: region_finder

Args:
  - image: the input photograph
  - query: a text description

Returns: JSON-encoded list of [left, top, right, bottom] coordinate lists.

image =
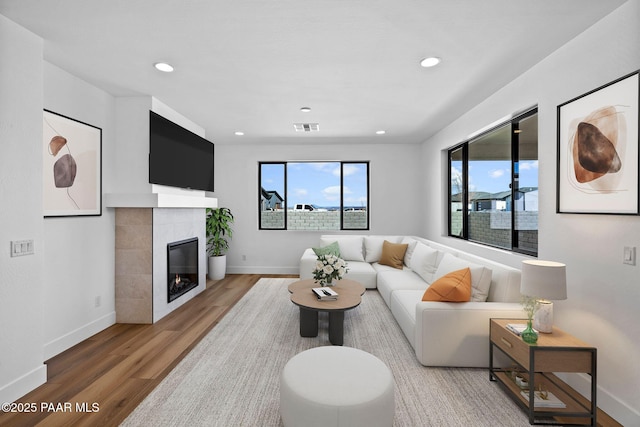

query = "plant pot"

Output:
[[208, 255, 227, 280]]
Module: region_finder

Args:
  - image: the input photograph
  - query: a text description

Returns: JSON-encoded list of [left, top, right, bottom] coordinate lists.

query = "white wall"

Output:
[[0, 14, 47, 404], [1, 15, 119, 402], [212, 142, 424, 274], [114, 97, 153, 194], [420, 1, 640, 424], [41, 63, 117, 358]]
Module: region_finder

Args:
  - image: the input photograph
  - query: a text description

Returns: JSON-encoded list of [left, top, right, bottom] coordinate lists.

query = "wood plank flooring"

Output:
[[0, 274, 295, 427]]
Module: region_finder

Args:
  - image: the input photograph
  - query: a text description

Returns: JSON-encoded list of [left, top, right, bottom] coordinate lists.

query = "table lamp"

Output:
[[520, 260, 567, 333]]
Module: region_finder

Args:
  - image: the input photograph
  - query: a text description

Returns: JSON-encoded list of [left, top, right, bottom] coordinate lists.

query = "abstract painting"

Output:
[[557, 71, 639, 214], [43, 110, 102, 217]]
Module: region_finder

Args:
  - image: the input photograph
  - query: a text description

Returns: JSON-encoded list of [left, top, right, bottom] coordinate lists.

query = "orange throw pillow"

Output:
[[422, 267, 472, 302]]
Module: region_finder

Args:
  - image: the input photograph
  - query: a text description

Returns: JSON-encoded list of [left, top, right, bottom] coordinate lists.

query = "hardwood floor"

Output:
[[0, 274, 296, 427]]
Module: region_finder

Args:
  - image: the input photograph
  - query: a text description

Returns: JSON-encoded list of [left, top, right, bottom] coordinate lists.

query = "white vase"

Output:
[[533, 301, 554, 333], [208, 255, 227, 280]]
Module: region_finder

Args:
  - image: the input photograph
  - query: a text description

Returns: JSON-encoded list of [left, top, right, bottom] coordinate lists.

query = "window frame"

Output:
[[258, 160, 370, 231], [258, 161, 287, 230], [447, 108, 538, 256]]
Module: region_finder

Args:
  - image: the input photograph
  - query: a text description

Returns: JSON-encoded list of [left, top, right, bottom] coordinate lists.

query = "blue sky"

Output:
[[451, 160, 538, 194], [261, 162, 368, 208]]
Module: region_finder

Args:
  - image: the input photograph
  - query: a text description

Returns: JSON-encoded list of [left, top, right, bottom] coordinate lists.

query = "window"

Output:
[[260, 163, 286, 229], [259, 161, 369, 230], [448, 109, 538, 256]]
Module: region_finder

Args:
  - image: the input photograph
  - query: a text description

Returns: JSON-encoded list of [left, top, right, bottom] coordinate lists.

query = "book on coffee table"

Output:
[[312, 287, 338, 300]]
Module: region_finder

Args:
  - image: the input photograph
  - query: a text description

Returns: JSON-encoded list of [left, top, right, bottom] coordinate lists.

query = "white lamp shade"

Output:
[[520, 260, 567, 300]]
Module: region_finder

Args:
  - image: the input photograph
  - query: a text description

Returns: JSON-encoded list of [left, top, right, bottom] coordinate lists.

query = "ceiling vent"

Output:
[[293, 123, 319, 132]]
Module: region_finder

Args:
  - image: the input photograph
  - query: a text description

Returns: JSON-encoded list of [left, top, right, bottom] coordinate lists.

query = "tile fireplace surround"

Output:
[[115, 207, 207, 323]]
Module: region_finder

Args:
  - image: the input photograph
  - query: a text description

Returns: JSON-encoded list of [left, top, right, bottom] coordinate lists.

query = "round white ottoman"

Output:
[[280, 346, 395, 427]]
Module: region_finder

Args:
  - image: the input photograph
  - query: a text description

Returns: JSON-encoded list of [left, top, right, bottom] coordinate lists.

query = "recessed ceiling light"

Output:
[[300, 107, 311, 113], [154, 62, 174, 72], [420, 57, 441, 68], [376, 130, 386, 135], [234, 131, 244, 136]]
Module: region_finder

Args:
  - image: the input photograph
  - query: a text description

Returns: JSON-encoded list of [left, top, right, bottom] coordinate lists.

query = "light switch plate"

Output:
[[11, 240, 34, 257], [623, 246, 636, 266]]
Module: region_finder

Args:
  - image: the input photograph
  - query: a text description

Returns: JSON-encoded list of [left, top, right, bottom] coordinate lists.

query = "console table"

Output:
[[490, 318, 597, 426]]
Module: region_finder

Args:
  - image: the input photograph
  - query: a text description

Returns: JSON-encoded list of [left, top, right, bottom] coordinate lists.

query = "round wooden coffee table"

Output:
[[288, 278, 366, 345]]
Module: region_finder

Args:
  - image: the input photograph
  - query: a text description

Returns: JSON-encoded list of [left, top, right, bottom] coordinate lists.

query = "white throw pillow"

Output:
[[433, 253, 492, 302], [320, 236, 365, 262], [364, 236, 401, 262], [401, 237, 418, 268], [410, 243, 440, 283]]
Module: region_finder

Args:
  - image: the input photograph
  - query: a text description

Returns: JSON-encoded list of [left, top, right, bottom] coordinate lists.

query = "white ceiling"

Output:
[[0, 0, 626, 145]]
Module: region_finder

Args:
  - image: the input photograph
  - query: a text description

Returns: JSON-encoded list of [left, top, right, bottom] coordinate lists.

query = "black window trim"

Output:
[[258, 160, 370, 231], [258, 161, 287, 230], [447, 107, 538, 256]]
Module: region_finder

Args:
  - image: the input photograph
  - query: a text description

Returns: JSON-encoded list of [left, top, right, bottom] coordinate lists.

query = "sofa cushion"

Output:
[[376, 268, 426, 307], [321, 236, 364, 262], [422, 268, 471, 302], [434, 253, 492, 302], [400, 237, 418, 269], [341, 261, 377, 289], [389, 290, 422, 348], [410, 243, 440, 284], [364, 236, 402, 262], [378, 240, 408, 269], [312, 241, 340, 257]]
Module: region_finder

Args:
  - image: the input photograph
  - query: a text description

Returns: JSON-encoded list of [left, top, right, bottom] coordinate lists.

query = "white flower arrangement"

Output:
[[521, 295, 540, 321], [312, 254, 348, 286]]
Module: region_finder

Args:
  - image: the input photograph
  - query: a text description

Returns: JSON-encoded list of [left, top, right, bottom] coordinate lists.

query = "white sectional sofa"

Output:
[[299, 235, 526, 368]]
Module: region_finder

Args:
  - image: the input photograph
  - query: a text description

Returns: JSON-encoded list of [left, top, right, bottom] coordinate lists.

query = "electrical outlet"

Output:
[[242, 254, 247, 261], [95, 296, 101, 307], [623, 246, 636, 266]]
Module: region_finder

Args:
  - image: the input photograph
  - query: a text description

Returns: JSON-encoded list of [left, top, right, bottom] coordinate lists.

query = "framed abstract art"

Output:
[[43, 110, 102, 217], [557, 71, 639, 214]]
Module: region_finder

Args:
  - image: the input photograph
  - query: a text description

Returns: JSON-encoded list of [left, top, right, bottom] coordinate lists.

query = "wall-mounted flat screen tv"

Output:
[[149, 110, 214, 192]]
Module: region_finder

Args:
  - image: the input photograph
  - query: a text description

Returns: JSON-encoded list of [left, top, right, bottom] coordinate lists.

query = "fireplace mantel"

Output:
[[105, 193, 218, 209]]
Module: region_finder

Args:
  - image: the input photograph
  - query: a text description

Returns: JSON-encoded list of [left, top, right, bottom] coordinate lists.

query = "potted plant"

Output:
[[206, 207, 234, 280]]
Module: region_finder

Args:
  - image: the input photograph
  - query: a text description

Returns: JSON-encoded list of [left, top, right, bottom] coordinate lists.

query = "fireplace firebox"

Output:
[[167, 237, 199, 303]]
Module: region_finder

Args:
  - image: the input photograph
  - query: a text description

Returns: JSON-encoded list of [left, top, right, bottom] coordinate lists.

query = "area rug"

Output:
[[121, 278, 529, 426]]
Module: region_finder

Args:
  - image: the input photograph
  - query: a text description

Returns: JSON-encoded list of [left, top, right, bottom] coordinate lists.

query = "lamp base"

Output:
[[533, 300, 553, 333]]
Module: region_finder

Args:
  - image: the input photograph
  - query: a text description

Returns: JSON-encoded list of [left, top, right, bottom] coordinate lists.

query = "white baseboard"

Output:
[[559, 372, 640, 426], [43, 311, 116, 360], [226, 265, 299, 275], [0, 364, 47, 404]]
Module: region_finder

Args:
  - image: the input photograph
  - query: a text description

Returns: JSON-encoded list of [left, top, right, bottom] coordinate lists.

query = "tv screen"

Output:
[[149, 111, 214, 192]]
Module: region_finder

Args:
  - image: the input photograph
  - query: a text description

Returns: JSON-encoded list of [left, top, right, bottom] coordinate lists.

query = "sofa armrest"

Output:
[[414, 301, 525, 367], [299, 248, 317, 280]]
